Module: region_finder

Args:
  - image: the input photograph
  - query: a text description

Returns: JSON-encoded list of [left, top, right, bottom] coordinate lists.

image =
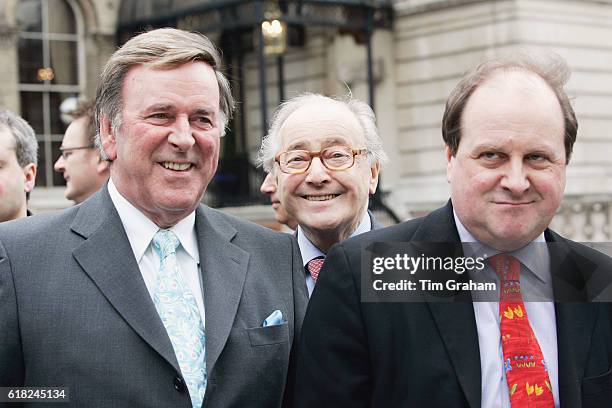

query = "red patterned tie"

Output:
[[307, 257, 325, 283], [489, 254, 554, 407]]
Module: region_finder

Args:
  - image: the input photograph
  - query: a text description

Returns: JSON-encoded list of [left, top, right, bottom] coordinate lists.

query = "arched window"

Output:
[[17, 0, 84, 187]]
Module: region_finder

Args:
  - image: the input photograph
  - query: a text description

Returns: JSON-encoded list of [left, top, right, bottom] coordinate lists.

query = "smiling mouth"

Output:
[[161, 161, 192, 171], [303, 194, 339, 201]]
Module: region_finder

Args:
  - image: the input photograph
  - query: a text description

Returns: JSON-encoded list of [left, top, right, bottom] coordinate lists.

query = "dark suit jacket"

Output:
[[295, 201, 612, 408], [0, 187, 308, 407]]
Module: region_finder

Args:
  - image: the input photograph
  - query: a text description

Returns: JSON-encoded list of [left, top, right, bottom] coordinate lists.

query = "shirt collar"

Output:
[[298, 210, 371, 267], [453, 210, 549, 283], [107, 178, 199, 263]]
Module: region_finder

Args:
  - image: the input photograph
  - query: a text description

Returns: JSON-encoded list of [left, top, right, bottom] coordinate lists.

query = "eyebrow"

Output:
[[143, 104, 216, 119], [144, 103, 174, 113], [471, 143, 502, 152], [286, 137, 351, 151], [192, 107, 215, 117]]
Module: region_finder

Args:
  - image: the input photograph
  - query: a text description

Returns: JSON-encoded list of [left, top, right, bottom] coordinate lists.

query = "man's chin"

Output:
[[156, 189, 203, 210], [487, 229, 542, 252], [65, 190, 76, 202]]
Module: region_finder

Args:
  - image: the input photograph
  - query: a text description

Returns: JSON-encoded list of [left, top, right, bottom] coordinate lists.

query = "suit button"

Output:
[[173, 376, 185, 392]]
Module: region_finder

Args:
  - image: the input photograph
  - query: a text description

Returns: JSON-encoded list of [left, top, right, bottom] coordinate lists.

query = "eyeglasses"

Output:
[[59, 145, 94, 159], [275, 145, 368, 174]]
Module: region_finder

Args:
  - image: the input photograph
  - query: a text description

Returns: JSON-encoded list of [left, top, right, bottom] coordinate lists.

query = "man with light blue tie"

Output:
[[0, 28, 307, 408], [295, 55, 612, 407], [258, 94, 388, 297]]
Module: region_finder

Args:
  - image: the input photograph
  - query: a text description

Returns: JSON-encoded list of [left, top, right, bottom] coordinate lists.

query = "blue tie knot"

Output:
[[152, 229, 180, 260]]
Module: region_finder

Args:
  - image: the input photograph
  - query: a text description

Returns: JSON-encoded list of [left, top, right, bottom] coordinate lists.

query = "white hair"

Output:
[[257, 93, 388, 172]]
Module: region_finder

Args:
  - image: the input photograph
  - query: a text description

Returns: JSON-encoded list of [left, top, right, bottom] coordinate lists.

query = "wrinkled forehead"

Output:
[[279, 101, 364, 151]]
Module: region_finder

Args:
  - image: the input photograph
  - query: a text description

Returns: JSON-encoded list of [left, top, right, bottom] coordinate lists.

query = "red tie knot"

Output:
[[489, 254, 521, 283], [307, 257, 325, 283]]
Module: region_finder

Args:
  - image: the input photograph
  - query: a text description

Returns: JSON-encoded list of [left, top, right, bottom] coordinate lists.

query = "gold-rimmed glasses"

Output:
[[275, 145, 368, 174]]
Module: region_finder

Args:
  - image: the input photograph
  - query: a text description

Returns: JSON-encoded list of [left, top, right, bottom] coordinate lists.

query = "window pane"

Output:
[[49, 40, 78, 85], [52, 140, 65, 186], [35, 140, 47, 187], [50, 92, 77, 134], [18, 38, 44, 84], [17, 0, 42, 32], [47, 0, 76, 34], [20, 92, 44, 134]]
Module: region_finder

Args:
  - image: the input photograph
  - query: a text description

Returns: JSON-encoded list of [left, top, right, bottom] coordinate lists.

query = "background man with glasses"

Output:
[[54, 100, 110, 204], [259, 93, 388, 297]]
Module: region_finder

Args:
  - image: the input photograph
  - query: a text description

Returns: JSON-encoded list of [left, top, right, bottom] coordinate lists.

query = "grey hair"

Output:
[[94, 28, 235, 159], [0, 108, 38, 167], [258, 93, 388, 172]]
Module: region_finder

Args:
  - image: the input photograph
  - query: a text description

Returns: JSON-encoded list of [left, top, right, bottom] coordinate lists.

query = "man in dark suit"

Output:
[[0, 28, 307, 408], [258, 94, 387, 297], [294, 56, 612, 407]]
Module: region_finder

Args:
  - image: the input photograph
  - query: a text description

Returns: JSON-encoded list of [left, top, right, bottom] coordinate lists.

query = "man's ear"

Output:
[[369, 161, 381, 195], [22, 163, 36, 193], [96, 157, 111, 175], [445, 145, 454, 183], [100, 115, 118, 161]]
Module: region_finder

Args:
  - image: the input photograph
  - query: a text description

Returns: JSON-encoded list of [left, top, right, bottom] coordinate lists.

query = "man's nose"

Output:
[[500, 158, 530, 194], [304, 157, 331, 185], [54, 155, 65, 172], [168, 116, 196, 151], [260, 173, 276, 194]]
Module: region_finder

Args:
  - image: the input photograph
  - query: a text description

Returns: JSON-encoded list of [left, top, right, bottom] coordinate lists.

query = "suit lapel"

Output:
[[427, 302, 481, 407], [546, 230, 597, 406], [70, 188, 180, 373], [416, 202, 482, 408], [195, 206, 249, 377]]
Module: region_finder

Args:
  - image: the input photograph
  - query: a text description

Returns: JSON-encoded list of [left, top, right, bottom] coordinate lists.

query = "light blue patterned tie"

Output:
[[152, 229, 206, 408]]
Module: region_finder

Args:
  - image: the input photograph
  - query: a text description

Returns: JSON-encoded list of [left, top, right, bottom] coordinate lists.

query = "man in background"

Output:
[[259, 93, 387, 296], [260, 171, 297, 231], [0, 109, 37, 222], [54, 100, 110, 204]]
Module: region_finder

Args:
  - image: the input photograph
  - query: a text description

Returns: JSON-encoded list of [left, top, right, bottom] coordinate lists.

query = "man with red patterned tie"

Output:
[[258, 94, 388, 297], [295, 55, 612, 407]]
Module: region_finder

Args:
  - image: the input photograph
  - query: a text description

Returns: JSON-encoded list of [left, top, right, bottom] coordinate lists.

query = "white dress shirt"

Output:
[[453, 212, 559, 408], [108, 179, 205, 321], [298, 210, 372, 297]]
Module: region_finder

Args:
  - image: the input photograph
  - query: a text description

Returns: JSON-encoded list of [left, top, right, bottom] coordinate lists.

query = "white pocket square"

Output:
[[262, 309, 285, 327]]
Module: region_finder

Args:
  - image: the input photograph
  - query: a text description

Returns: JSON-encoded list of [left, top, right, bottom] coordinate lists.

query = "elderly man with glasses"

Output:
[[259, 93, 388, 297]]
